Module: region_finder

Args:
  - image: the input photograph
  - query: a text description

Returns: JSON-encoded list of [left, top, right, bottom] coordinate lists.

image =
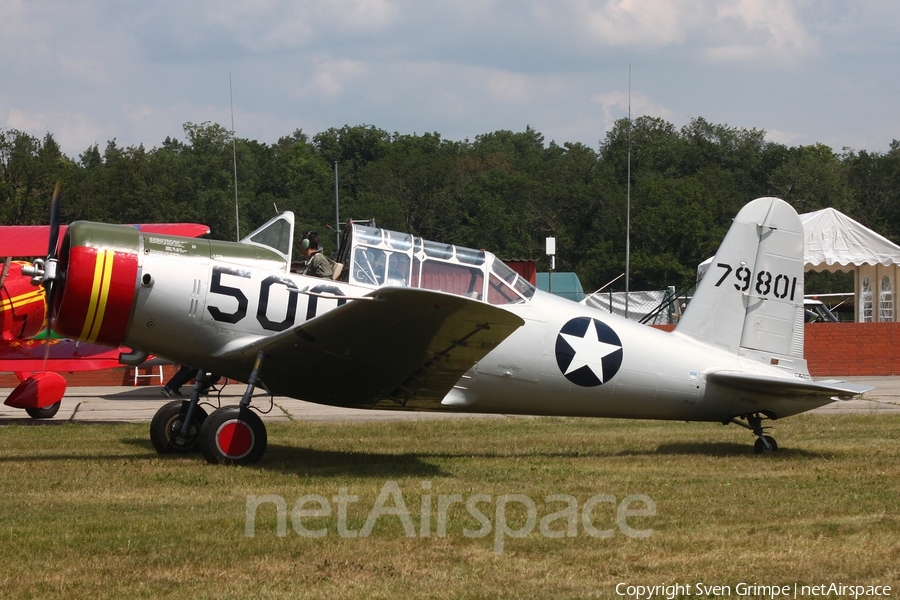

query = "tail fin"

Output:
[[676, 197, 805, 361]]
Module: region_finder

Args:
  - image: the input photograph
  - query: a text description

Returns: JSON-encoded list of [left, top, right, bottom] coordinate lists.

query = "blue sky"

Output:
[[2, 0, 898, 157]]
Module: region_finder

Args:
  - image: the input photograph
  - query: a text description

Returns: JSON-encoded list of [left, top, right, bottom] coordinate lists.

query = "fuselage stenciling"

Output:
[[713, 262, 799, 301]]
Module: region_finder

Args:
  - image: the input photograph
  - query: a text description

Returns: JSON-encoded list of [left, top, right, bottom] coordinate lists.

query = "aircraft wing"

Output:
[[217, 287, 525, 407], [0, 338, 123, 372], [0, 223, 209, 257], [707, 371, 873, 400]]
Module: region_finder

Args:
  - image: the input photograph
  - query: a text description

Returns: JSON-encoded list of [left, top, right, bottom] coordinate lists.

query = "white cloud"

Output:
[[530, 0, 818, 65], [705, 0, 818, 64], [1, 0, 897, 156], [196, 0, 400, 53], [591, 89, 678, 132], [483, 71, 535, 104], [567, 0, 708, 48], [7, 107, 106, 153], [764, 127, 807, 147], [310, 57, 369, 97], [58, 55, 113, 86]]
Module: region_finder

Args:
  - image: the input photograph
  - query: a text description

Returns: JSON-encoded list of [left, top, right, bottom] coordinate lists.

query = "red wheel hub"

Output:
[[216, 420, 254, 459]]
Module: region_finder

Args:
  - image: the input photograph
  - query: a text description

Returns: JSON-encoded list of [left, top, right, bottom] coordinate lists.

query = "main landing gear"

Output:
[[730, 413, 778, 454], [150, 353, 268, 465]]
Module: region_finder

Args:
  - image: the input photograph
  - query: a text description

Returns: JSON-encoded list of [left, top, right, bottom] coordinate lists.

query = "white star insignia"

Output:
[[560, 324, 621, 381]]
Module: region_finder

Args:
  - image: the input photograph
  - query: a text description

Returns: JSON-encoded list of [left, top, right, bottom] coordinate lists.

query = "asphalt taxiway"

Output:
[[0, 376, 897, 424], [0, 381, 501, 424]]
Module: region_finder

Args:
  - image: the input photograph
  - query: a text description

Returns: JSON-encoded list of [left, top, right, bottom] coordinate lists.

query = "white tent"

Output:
[[698, 207, 900, 322], [801, 208, 900, 271]]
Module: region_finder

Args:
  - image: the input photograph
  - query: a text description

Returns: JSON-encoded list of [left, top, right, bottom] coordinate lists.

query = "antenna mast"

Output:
[[334, 162, 340, 249], [230, 71, 240, 242], [625, 64, 632, 319]]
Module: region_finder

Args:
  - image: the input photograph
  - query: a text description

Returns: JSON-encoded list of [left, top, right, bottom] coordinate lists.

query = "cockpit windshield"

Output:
[[240, 212, 295, 270], [343, 224, 534, 306]]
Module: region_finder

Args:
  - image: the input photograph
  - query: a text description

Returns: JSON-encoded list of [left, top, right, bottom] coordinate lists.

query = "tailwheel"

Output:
[[25, 401, 61, 419], [754, 435, 778, 454], [199, 405, 267, 465], [150, 400, 209, 454], [730, 413, 779, 454]]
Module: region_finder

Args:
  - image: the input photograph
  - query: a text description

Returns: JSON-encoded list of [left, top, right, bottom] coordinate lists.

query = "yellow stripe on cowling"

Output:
[[80, 249, 115, 343], [79, 251, 106, 340], [86, 250, 115, 343]]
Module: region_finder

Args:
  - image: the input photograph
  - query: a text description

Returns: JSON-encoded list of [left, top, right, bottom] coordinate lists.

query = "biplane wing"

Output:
[[0, 223, 210, 257]]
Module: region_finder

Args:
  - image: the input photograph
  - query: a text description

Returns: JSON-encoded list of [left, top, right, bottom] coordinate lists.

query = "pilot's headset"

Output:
[[300, 231, 316, 251]]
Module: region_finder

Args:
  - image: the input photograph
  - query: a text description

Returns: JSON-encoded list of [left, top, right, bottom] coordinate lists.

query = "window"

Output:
[[353, 247, 386, 286], [489, 259, 535, 302], [423, 240, 454, 260], [488, 274, 521, 305], [248, 217, 292, 255], [880, 275, 894, 322], [420, 261, 484, 299], [860, 276, 873, 322], [387, 253, 410, 286]]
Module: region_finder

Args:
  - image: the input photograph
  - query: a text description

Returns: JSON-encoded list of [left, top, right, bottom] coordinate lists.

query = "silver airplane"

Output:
[[31, 196, 870, 464]]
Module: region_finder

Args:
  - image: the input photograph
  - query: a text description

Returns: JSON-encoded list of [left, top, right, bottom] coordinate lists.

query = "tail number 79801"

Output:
[[714, 263, 797, 300]]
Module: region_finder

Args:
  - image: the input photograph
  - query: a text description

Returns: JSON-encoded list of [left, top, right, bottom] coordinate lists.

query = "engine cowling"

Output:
[[53, 222, 141, 348]]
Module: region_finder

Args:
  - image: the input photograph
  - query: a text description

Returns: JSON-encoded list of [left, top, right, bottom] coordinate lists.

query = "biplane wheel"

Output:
[[199, 405, 267, 465], [754, 435, 778, 454], [150, 400, 209, 454], [26, 401, 61, 419]]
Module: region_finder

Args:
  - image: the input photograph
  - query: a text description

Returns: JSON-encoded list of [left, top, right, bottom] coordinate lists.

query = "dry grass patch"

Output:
[[0, 414, 897, 599]]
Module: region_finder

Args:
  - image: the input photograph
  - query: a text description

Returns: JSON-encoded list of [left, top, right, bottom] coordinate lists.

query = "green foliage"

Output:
[[1, 121, 898, 294]]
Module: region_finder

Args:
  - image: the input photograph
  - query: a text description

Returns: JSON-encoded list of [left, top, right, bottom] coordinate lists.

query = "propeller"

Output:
[[22, 181, 63, 325], [16, 181, 67, 402], [47, 180, 62, 260], [44, 181, 62, 317]]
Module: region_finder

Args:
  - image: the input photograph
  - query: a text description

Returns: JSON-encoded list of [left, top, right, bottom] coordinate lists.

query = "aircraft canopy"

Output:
[[340, 223, 536, 306]]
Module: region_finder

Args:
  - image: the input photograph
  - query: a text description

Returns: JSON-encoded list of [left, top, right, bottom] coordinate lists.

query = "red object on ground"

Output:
[[4, 371, 66, 409]]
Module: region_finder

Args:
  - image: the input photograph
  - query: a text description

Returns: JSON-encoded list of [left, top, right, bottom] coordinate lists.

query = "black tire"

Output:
[[199, 405, 267, 465], [150, 400, 209, 454], [26, 401, 61, 419], [754, 435, 778, 454]]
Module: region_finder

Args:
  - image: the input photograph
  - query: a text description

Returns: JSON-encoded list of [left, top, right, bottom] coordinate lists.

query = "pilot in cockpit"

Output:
[[300, 231, 334, 279]]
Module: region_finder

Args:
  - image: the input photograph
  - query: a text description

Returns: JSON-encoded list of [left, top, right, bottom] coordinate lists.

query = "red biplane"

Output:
[[0, 222, 210, 418]]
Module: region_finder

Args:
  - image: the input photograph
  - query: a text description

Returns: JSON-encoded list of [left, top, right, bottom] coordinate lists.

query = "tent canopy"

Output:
[[800, 208, 900, 271], [699, 207, 900, 277]]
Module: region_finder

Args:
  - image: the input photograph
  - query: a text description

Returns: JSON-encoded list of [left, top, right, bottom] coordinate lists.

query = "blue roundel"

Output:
[[555, 317, 623, 387]]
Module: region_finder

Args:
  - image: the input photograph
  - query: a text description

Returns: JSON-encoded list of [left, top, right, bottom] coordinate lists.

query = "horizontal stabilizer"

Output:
[[707, 370, 873, 400]]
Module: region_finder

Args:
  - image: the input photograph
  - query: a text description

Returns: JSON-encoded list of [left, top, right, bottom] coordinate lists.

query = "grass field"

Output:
[[0, 414, 898, 599]]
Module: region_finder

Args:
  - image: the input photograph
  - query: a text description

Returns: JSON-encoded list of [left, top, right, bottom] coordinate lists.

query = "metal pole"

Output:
[[625, 64, 632, 319], [549, 261, 553, 295], [334, 161, 340, 250], [230, 71, 240, 242]]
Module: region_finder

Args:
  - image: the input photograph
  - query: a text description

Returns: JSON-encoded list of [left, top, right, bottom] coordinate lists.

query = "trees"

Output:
[[768, 143, 852, 214], [0, 130, 75, 226], [1, 120, 898, 295]]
